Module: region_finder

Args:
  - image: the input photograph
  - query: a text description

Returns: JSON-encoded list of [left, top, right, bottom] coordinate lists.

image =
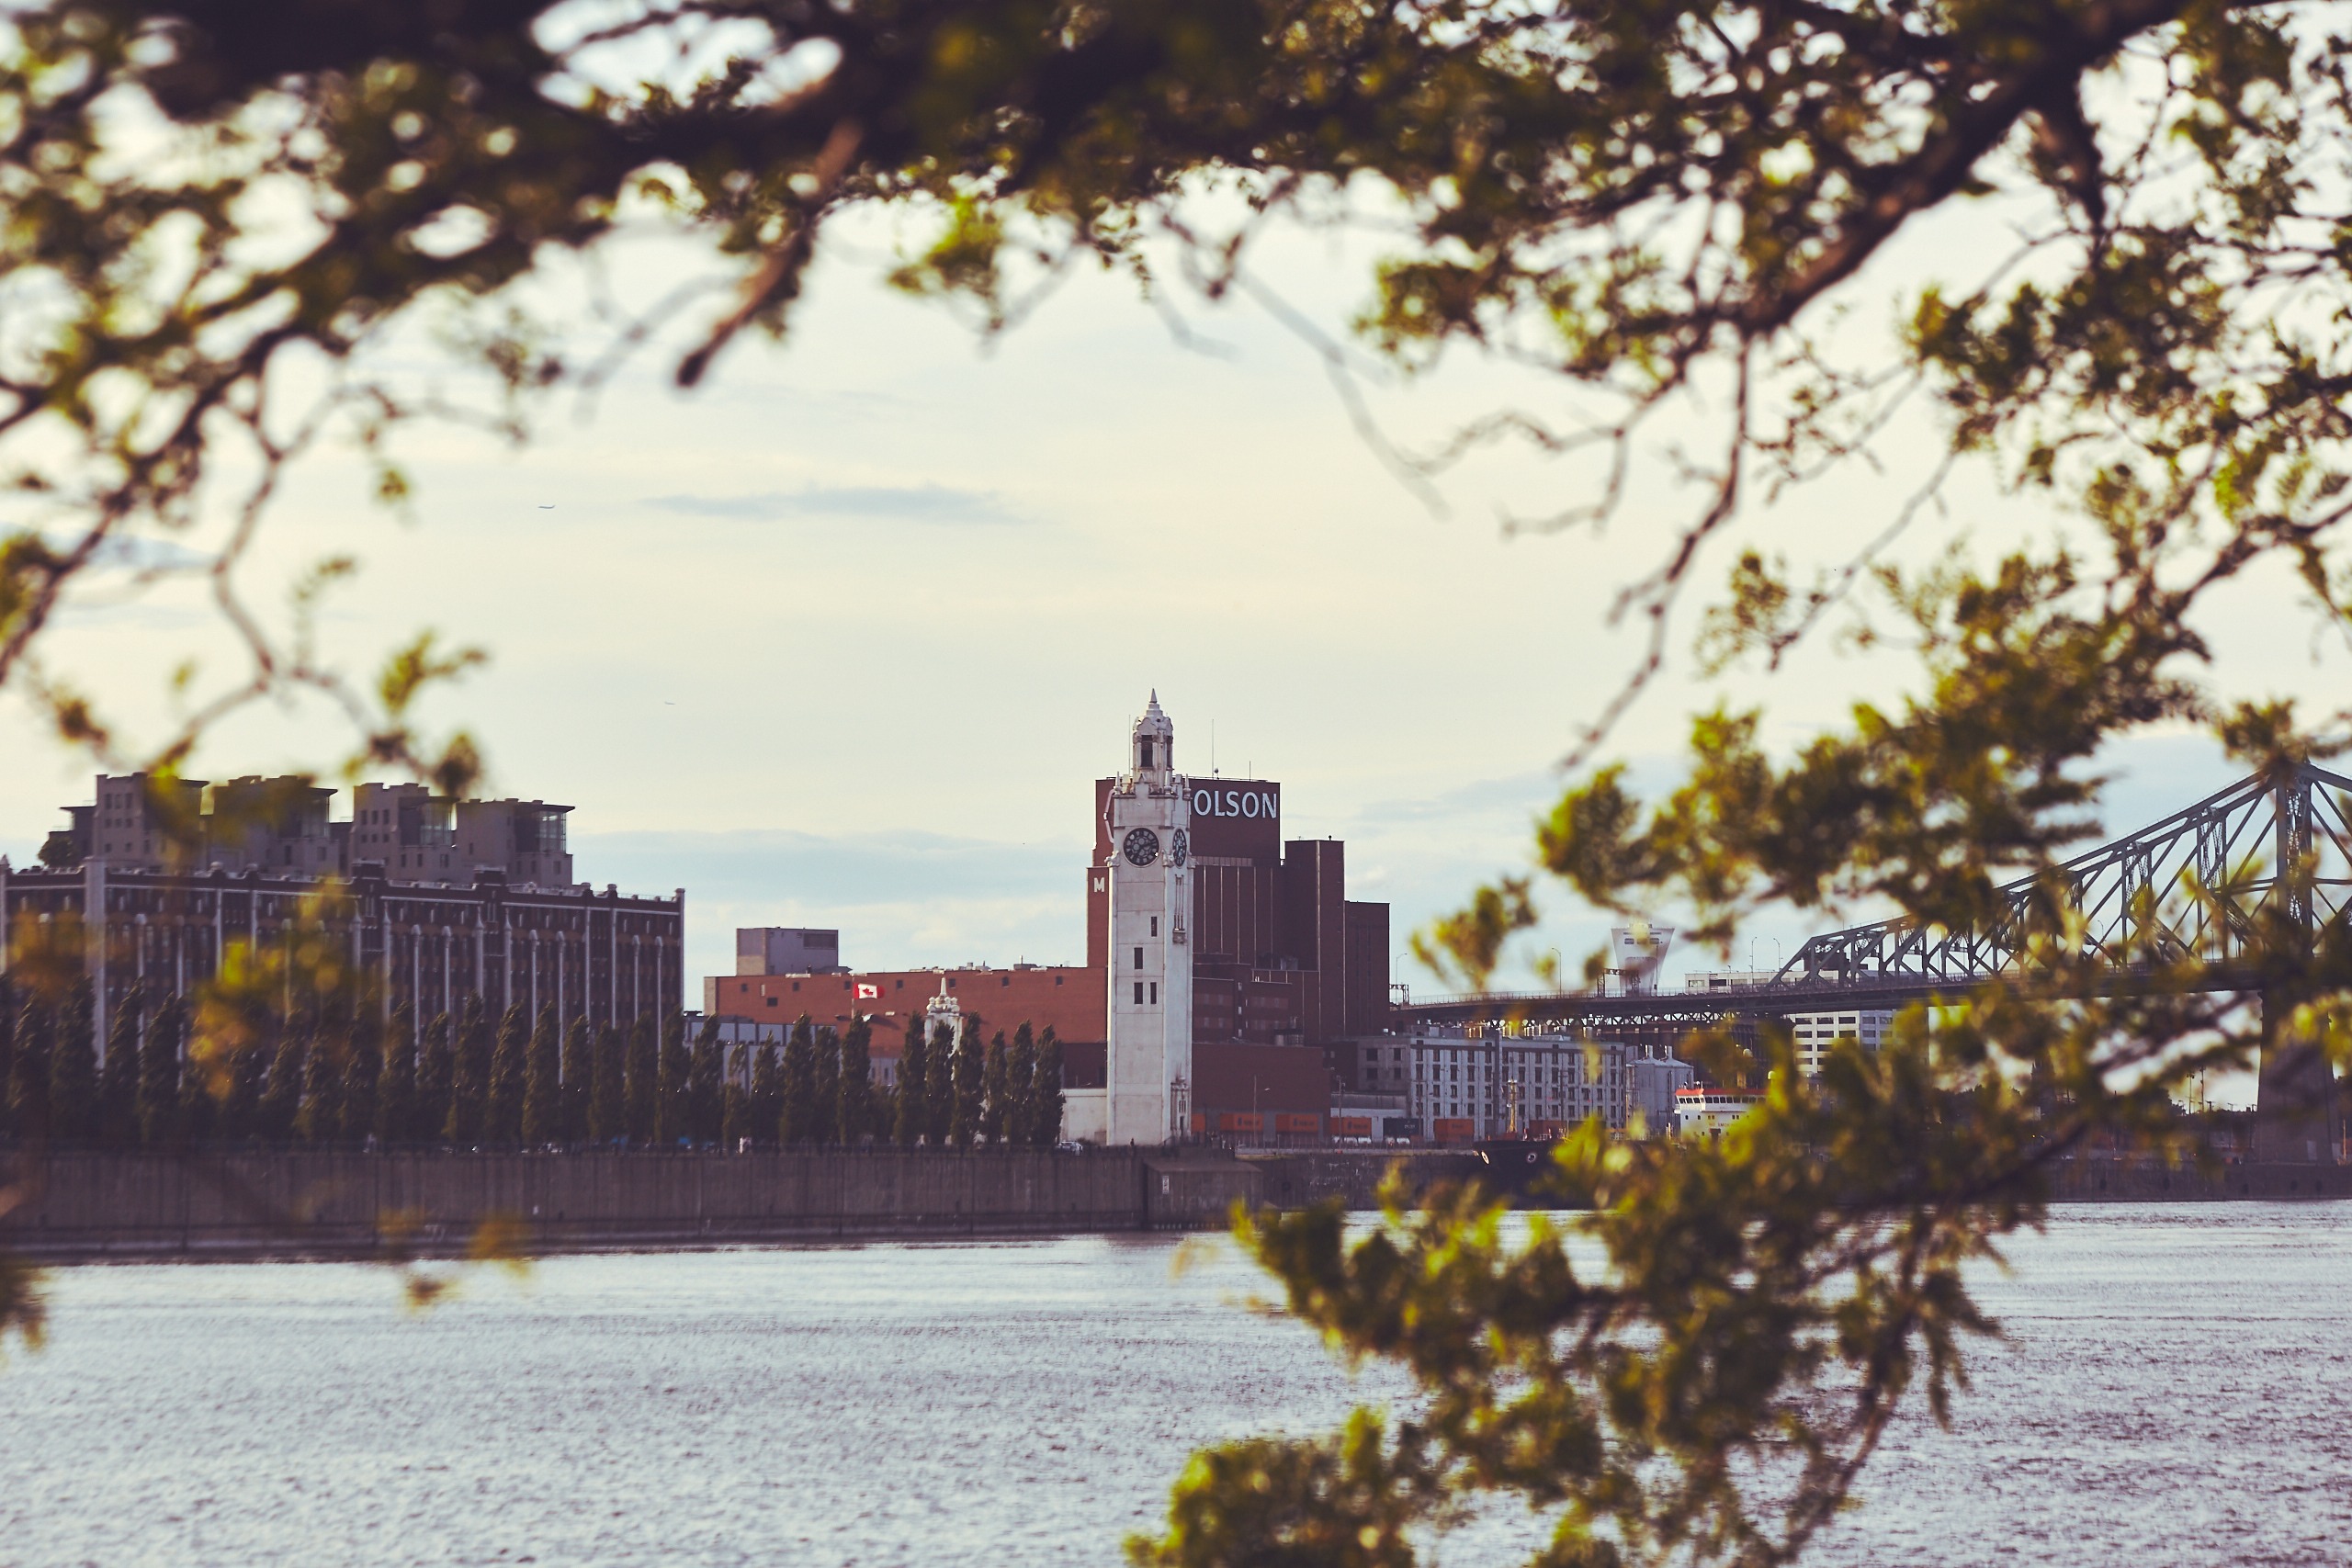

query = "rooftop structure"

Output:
[[39, 774, 582, 889], [736, 927, 843, 976]]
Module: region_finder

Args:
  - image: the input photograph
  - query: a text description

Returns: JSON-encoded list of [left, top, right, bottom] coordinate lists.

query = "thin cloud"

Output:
[[81, 534, 216, 574], [642, 483, 1028, 525]]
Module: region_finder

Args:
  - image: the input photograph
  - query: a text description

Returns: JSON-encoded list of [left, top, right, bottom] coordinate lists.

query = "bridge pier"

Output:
[[2253, 990, 2344, 1165]]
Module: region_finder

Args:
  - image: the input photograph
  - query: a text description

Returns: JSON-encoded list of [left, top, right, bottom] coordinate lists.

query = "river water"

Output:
[[1, 1204, 2346, 1567]]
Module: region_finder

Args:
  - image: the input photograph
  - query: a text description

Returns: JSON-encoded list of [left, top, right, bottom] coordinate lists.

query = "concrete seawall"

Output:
[[10, 1148, 2336, 1262], [0, 1149, 1268, 1261], [2045, 1159, 2352, 1201], [1244, 1150, 1487, 1210]]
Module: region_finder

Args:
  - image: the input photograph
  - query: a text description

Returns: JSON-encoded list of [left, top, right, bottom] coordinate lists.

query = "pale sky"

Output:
[[0, 194, 2335, 1004]]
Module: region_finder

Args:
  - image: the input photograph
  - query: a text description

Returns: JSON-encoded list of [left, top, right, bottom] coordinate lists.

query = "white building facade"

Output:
[[1392, 1024, 1668, 1141], [1684, 971, 1893, 1080], [1065, 694, 1195, 1145], [1786, 1008, 1891, 1077]]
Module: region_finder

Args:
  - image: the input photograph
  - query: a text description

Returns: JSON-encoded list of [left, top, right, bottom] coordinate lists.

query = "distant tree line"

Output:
[[876, 1014, 1065, 1152], [0, 980, 1066, 1152]]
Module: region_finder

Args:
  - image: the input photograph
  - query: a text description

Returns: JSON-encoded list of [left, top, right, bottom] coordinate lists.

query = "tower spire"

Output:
[[1133, 691, 1174, 777]]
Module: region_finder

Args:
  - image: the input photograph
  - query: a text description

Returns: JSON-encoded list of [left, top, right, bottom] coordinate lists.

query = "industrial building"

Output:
[[706, 963, 1100, 1058], [705, 696, 1391, 1143], [48, 772, 578, 890], [8, 774, 682, 1044], [1378, 1024, 1693, 1144]]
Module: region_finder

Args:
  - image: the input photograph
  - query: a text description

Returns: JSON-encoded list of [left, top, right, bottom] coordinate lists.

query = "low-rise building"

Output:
[[1629, 1053, 1697, 1133], [706, 963, 1102, 1045], [1327, 1087, 1410, 1143], [1379, 1024, 1685, 1143], [1684, 969, 1893, 1079], [736, 926, 844, 976]]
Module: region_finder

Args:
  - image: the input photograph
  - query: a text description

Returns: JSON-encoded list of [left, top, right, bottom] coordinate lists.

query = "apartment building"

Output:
[[1684, 969, 1893, 1079]]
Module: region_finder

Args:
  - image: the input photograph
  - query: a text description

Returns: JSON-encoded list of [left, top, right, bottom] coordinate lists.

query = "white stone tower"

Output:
[[1102, 692, 1193, 1144]]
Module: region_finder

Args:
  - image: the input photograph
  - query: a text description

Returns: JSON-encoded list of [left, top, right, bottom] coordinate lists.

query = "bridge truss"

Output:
[[1774, 761, 2352, 987], [1395, 761, 2352, 1031]]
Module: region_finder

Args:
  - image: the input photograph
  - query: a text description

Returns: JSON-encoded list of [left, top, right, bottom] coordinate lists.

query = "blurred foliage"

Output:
[[6, 2, 2352, 1562], [6, 0, 2349, 776], [1143, 919, 2352, 1564]]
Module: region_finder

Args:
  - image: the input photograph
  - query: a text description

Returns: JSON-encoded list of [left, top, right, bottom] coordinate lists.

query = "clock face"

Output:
[[1122, 827, 1161, 867], [1170, 829, 1189, 868]]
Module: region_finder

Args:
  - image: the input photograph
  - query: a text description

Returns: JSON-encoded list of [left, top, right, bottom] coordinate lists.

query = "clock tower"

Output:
[[1100, 692, 1193, 1144]]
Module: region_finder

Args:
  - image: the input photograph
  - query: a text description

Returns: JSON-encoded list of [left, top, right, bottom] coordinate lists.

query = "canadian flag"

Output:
[[855, 982, 880, 999]]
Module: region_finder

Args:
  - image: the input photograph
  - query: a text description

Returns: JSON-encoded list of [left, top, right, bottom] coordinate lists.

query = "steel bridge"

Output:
[[1395, 761, 2352, 1156], [1773, 761, 2352, 989], [1399, 760, 2352, 1030]]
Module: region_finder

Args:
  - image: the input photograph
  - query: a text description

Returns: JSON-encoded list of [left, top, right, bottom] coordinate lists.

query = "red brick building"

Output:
[[704, 964, 1103, 1062], [704, 767, 1390, 1133], [1086, 776, 1389, 1049]]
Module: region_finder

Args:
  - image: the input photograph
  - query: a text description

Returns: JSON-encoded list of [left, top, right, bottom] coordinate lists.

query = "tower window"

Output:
[[1139, 739, 1154, 768], [1149, 916, 1159, 937], [1134, 982, 1144, 1004], [1149, 982, 1159, 1004], [1134, 946, 1144, 970]]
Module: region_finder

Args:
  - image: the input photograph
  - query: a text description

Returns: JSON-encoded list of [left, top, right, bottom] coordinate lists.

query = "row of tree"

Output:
[[887, 1014, 1067, 1151], [0, 981, 1066, 1152]]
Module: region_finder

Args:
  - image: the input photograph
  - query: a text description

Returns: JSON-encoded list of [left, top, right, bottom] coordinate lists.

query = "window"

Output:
[[1134, 982, 1145, 1004], [1133, 946, 1144, 970], [1149, 916, 1159, 937], [766, 997, 778, 1009], [1149, 982, 1159, 1004]]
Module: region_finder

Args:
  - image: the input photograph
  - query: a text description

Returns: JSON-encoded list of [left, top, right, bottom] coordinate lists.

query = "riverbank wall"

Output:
[[1244, 1149, 1487, 1209], [0, 1148, 1277, 1261], [2046, 1158, 2352, 1201], [9, 1148, 2341, 1262]]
